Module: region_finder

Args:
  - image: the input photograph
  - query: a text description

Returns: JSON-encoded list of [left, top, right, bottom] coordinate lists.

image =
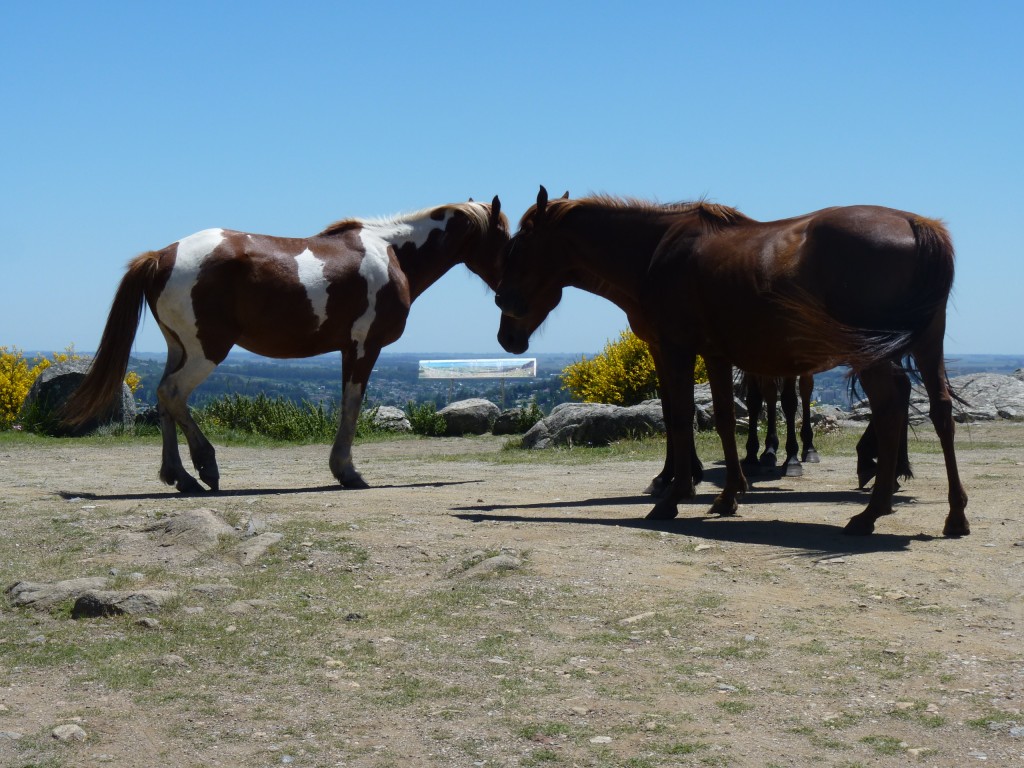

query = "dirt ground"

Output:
[[1, 423, 1022, 767]]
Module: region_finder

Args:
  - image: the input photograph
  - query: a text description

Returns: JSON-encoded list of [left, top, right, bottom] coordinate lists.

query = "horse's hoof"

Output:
[[200, 472, 220, 492], [176, 476, 204, 494], [759, 452, 778, 468], [341, 475, 370, 490], [710, 497, 738, 516], [646, 500, 679, 521], [643, 477, 670, 497], [843, 513, 876, 536], [783, 461, 803, 478], [802, 449, 821, 464], [942, 517, 970, 538]]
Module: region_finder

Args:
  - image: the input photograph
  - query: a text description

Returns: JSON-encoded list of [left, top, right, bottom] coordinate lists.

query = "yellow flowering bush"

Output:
[[0, 345, 142, 430], [561, 330, 708, 406]]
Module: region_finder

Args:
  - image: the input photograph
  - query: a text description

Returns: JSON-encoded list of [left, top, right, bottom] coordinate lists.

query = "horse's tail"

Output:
[[62, 251, 161, 427]]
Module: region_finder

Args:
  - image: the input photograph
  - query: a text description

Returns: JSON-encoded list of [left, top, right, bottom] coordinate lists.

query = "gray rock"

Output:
[[71, 589, 177, 619], [465, 554, 523, 577], [6, 576, 110, 610], [492, 407, 533, 435], [52, 723, 88, 742], [21, 357, 135, 436], [852, 372, 1024, 424], [370, 405, 411, 433], [235, 533, 284, 566], [144, 508, 236, 551], [521, 400, 665, 449], [438, 398, 500, 436]]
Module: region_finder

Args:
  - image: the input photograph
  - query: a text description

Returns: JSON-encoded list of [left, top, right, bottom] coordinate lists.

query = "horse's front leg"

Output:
[[644, 346, 703, 496], [647, 349, 697, 520], [707, 357, 748, 516], [759, 378, 780, 469], [330, 348, 380, 488]]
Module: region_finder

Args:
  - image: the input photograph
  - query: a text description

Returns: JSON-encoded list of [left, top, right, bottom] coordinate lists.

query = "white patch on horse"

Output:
[[350, 234, 391, 359], [156, 228, 225, 365], [294, 248, 329, 330], [365, 208, 453, 250], [349, 210, 452, 359]]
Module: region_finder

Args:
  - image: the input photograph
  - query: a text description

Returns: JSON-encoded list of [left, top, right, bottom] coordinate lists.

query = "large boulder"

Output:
[[521, 400, 666, 449], [370, 405, 412, 433], [851, 372, 1024, 423], [438, 398, 500, 436], [20, 358, 135, 436]]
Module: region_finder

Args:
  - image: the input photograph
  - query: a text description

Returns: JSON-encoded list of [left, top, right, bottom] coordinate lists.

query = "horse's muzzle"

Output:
[[497, 325, 529, 355]]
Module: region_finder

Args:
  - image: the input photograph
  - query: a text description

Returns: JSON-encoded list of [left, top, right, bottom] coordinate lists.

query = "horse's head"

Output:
[[452, 195, 510, 292], [495, 186, 571, 354]]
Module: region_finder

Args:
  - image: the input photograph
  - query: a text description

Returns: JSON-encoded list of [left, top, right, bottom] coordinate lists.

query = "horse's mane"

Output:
[[318, 201, 492, 237], [535, 194, 752, 233]]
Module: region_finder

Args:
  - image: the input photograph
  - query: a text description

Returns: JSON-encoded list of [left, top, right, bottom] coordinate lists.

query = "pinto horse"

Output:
[[65, 198, 509, 492], [495, 188, 967, 536]]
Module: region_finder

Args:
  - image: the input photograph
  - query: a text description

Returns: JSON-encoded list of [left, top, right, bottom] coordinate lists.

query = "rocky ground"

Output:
[[0, 423, 1022, 767]]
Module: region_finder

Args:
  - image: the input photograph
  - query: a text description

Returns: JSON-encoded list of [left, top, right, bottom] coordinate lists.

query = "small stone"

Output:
[[159, 654, 188, 667], [0, 731, 24, 741], [716, 683, 739, 693], [570, 706, 590, 715], [589, 736, 612, 744], [52, 723, 87, 742], [1008, 726, 1024, 737], [135, 617, 160, 629], [694, 544, 713, 552]]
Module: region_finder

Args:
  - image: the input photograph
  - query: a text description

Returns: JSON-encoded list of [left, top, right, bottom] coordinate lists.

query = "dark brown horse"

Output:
[[496, 188, 967, 536], [65, 198, 509, 492], [741, 373, 820, 477]]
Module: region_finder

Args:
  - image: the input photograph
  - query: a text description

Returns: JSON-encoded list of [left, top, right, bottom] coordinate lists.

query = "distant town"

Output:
[[111, 351, 1024, 414]]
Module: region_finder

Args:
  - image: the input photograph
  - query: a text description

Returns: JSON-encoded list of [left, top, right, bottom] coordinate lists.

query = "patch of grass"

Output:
[[716, 700, 754, 715], [859, 734, 904, 755]]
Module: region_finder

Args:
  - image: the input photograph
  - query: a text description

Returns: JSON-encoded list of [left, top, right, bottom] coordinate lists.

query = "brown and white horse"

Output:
[[65, 198, 509, 492], [496, 187, 967, 536]]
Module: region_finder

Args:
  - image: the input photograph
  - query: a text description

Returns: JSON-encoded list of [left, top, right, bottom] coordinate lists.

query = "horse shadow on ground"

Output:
[[57, 479, 483, 503], [450, 465, 930, 557]]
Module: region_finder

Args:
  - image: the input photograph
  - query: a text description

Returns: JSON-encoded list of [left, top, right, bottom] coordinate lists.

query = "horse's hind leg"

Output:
[[780, 377, 803, 477], [914, 319, 969, 536], [330, 347, 380, 489], [156, 339, 219, 492], [845, 363, 903, 535], [799, 374, 820, 464]]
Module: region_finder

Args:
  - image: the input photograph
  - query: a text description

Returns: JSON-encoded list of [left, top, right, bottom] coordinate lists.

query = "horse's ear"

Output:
[[468, 197, 474, 202], [560, 190, 569, 200], [537, 186, 549, 218], [490, 195, 501, 221]]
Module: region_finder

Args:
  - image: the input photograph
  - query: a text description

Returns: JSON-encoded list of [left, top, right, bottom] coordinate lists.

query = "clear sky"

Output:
[[3, 2, 1022, 357]]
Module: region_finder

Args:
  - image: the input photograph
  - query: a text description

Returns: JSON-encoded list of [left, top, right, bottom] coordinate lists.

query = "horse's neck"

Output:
[[366, 215, 460, 300], [566, 214, 670, 311]]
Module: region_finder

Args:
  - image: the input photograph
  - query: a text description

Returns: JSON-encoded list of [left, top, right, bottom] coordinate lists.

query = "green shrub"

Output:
[[561, 329, 708, 405], [405, 400, 447, 436], [513, 400, 545, 432]]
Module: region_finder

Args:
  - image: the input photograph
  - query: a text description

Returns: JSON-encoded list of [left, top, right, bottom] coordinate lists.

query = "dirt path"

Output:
[[1, 424, 1022, 767]]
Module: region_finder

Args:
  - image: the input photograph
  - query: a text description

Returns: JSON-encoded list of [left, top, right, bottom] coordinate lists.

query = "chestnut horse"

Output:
[[496, 188, 967, 536], [65, 198, 509, 492]]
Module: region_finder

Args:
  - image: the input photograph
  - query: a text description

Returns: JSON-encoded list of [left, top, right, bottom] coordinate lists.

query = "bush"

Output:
[[561, 330, 708, 406], [513, 400, 545, 432], [0, 345, 96, 431], [405, 400, 447, 436]]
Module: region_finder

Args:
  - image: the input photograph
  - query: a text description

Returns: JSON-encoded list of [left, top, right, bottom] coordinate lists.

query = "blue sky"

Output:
[[3, 2, 1022, 357]]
